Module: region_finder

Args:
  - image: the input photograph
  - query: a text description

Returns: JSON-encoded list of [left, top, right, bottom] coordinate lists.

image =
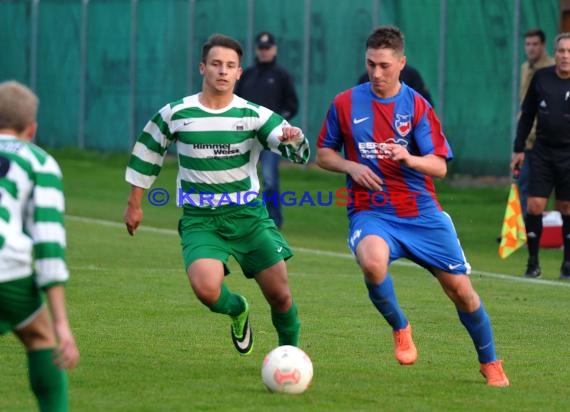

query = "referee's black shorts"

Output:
[[528, 141, 570, 200]]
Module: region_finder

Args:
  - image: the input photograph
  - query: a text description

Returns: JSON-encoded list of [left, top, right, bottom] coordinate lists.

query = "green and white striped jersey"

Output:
[[0, 134, 68, 288], [125, 94, 310, 208]]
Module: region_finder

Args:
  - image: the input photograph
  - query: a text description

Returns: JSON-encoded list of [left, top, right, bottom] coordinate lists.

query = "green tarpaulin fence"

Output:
[[0, 0, 559, 175]]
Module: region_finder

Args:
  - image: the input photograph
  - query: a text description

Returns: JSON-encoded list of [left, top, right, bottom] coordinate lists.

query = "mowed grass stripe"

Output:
[[66, 214, 570, 288]]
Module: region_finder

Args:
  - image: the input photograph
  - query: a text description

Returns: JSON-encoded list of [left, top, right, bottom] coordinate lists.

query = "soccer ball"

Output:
[[261, 345, 313, 394]]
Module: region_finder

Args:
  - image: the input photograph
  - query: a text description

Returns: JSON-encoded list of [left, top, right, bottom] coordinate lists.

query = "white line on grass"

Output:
[[68, 215, 570, 288]]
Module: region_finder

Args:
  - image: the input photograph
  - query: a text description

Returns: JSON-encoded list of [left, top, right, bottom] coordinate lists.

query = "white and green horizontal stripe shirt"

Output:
[[126, 94, 310, 208], [0, 134, 68, 288]]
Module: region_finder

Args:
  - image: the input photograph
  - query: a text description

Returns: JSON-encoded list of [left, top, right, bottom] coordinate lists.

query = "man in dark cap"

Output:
[[235, 31, 299, 229]]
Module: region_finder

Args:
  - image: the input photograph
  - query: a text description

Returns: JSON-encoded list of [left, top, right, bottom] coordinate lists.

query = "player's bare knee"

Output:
[[267, 291, 292, 311], [198, 295, 217, 306], [449, 286, 479, 311], [359, 258, 387, 282], [192, 285, 220, 306]]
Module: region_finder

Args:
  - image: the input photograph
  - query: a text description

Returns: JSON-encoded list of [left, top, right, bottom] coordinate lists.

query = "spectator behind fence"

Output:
[[0, 80, 80, 411], [516, 28, 555, 217], [358, 63, 434, 106], [512, 33, 570, 280], [317, 26, 509, 387], [235, 31, 299, 229]]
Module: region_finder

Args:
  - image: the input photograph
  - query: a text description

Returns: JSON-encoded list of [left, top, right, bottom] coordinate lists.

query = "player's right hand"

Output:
[[346, 162, 383, 191], [124, 204, 143, 236], [53, 323, 80, 369]]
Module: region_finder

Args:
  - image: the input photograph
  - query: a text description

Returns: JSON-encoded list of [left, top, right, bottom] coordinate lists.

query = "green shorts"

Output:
[[179, 204, 293, 278], [0, 275, 44, 335]]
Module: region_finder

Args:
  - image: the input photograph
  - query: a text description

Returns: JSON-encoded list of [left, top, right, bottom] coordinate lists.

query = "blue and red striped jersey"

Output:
[[317, 82, 453, 217]]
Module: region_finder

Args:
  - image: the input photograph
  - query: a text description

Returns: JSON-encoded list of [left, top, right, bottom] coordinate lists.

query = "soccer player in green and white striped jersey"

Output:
[[0, 81, 79, 411], [124, 34, 309, 356]]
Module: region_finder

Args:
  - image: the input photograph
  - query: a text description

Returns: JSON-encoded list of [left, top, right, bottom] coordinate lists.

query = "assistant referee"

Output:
[[511, 32, 570, 280]]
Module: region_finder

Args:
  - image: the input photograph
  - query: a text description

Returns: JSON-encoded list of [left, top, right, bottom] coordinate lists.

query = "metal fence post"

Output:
[[437, 0, 447, 122], [247, 0, 255, 65], [30, 0, 39, 92], [79, 0, 89, 149], [187, 0, 195, 93], [302, 0, 311, 138], [129, 0, 138, 147], [372, 0, 379, 27], [510, 0, 521, 148]]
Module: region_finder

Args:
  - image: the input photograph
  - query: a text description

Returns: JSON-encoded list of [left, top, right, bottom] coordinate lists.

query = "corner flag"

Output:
[[498, 183, 526, 258]]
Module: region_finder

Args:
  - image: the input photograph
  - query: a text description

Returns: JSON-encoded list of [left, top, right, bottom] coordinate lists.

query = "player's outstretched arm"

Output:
[[278, 126, 310, 164], [124, 185, 145, 236], [45, 285, 80, 369]]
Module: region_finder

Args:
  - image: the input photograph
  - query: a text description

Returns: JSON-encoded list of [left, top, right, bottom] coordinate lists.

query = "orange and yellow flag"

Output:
[[498, 183, 527, 258]]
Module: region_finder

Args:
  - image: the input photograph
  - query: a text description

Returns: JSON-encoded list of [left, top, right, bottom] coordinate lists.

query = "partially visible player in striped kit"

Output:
[[124, 34, 310, 356], [0, 81, 79, 411]]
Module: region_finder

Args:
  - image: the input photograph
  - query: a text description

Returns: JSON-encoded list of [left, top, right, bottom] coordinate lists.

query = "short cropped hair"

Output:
[[0, 81, 38, 132], [555, 32, 570, 49], [366, 26, 405, 54], [201, 34, 243, 63], [524, 28, 546, 44]]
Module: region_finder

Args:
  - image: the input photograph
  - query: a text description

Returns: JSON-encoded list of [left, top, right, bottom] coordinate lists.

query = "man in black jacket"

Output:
[[235, 32, 299, 229], [511, 32, 570, 280]]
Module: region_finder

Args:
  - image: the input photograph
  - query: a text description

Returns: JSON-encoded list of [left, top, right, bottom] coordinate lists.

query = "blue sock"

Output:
[[366, 274, 407, 331], [457, 303, 497, 363]]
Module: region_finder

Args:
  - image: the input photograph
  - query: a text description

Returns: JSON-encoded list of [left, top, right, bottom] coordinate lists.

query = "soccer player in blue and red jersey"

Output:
[[316, 26, 509, 387]]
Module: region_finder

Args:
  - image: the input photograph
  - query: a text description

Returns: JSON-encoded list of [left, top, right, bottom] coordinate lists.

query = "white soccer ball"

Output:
[[261, 345, 313, 394]]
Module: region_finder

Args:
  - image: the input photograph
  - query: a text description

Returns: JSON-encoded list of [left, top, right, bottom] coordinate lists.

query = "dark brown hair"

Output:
[[201, 34, 243, 63], [366, 26, 405, 54], [524, 28, 546, 44]]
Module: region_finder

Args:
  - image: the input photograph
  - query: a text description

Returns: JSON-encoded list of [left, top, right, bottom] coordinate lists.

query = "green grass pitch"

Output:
[[1, 149, 569, 411]]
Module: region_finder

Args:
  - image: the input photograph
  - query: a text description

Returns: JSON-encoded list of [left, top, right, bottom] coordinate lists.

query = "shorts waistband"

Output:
[[182, 203, 259, 217]]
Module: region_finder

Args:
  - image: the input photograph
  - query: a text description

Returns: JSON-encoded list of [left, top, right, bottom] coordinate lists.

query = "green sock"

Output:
[[28, 348, 68, 412], [208, 283, 244, 317], [271, 301, 301, 346]]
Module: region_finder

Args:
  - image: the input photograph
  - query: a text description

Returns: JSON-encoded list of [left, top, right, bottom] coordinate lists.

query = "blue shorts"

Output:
[[348, 211, 471, 275]]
